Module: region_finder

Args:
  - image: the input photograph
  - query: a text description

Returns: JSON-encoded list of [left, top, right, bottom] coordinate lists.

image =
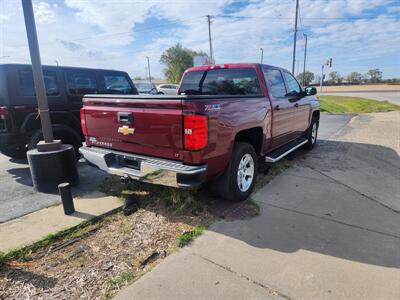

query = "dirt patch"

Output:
[[0, 156, 295, 299]]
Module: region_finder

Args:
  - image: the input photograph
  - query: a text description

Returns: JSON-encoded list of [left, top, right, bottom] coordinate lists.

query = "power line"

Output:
[[7, 19, 200, 48], [217, 14, 398, 21]]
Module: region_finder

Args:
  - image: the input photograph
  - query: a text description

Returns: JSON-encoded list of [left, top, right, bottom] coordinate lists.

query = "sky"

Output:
[[1, 0, 399, 80]]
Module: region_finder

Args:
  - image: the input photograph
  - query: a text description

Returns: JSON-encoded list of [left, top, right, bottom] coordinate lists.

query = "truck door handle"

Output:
[[118, 112, 133, 124], [294, 103, 299, 107], [274, 105, 280, 111]]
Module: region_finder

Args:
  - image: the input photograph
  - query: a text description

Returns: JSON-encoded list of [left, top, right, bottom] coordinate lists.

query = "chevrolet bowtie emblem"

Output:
[[118, 126, 135, 136]]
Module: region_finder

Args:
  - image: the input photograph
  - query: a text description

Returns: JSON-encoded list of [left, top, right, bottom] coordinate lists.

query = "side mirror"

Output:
[[305, 86, 317, 96]]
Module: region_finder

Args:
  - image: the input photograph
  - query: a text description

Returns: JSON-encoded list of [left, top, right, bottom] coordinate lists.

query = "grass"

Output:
[[0, 211, 116, 265], [318, 95, 400, 113], [177, 224, 206, 248], [105, 271, 136, 299]]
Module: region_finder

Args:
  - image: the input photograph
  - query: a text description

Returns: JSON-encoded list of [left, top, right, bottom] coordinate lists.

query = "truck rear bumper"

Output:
[[79, 146, 207, 188]]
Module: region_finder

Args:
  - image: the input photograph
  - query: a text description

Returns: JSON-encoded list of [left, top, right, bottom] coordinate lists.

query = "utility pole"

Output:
[[22, 0, 54, 144], [206, 15, 214, 62], [291, 0, 299, 74], [146, 56, 152, 84], [22, 0, 78, 193], [260, 48, 264, 64], [302, 34, 307, 86]]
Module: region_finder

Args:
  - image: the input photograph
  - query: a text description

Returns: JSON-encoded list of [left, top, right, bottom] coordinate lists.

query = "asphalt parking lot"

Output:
[[0, 156, 107, 223], [0, 113, 352, 223]]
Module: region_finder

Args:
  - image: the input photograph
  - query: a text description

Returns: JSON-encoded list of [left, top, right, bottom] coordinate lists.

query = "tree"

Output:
[[133, 76, 143, 80], [296, 71, 314, 86], [346, 72, 362, 84], [160, 43, 206, 83], [367, 69, 382, 83], [328, 71, 342, 84]]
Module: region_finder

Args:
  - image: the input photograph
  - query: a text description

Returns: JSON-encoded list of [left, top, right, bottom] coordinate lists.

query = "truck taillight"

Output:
[[184, 114, 208, 150], [80, 108, 87, 136], [0, 106, 8, 120]]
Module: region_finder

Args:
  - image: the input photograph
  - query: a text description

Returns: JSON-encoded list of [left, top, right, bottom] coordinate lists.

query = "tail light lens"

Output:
[[184, 114, 208, 150], [0, 106, 9, 120], [80, 108, 87, 136]]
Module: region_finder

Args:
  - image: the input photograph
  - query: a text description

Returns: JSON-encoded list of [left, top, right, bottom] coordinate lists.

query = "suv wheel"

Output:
[[214, 142, 258, 202], [305, 116, 318, 149]]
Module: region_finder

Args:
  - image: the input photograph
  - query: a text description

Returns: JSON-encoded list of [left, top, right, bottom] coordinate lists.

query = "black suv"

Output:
[[0, 64, 138, 158]]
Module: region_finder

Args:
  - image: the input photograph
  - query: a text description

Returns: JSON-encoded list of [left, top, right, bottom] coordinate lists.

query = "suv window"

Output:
[[19, 70, 59, 97], [263, 69, 287, 98], [66, 71, 98, 95], [180, 68, 262, 96], [283, 71, 301, 94], [103, 74, 133, 94]]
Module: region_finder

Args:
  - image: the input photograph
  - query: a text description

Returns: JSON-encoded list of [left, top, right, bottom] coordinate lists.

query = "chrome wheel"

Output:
[[311, 122, 317, 144], [237, 153, 255, 192]]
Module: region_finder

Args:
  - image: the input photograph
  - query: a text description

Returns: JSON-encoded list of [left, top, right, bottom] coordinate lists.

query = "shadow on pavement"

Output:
[[206, 139, 400, 269]]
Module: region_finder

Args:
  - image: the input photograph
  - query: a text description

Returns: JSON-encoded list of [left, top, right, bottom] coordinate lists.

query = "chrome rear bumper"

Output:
[[79, 146, 207, 188]]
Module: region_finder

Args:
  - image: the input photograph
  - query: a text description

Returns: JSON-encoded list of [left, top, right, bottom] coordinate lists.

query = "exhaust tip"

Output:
[[120, 176, 131, 185]]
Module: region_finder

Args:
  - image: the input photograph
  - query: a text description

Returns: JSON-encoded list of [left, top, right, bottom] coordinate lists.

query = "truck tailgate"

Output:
[[82, 97, 184, 161]]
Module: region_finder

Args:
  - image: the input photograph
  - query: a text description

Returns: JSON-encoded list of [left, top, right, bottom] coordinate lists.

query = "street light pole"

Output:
[[206, 15, 214, 62], [291, 0, 299, 74], [146, 56, 152, 84], [21, 0, 54, 144], [260, 48, 264, 64], [320, 64, 324, 92], [302, 34, 307, 86]]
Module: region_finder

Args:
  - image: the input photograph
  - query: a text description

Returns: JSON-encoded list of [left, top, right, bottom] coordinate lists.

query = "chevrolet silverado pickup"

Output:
[[80, 63, 320, 201]]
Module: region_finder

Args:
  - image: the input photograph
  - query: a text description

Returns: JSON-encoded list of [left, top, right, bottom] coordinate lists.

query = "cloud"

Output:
[[33, 1, 57, 24], [1, 0, 399, 78], [57, 39, 82, 51]]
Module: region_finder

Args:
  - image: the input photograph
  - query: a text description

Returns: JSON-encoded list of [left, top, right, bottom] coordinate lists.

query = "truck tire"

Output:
[[28, 126, 82, 159], [305, 115, 318, 149], [214, 142, 258, 202]]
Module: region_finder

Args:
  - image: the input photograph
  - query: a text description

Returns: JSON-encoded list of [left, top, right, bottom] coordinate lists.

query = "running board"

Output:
[[265, 138, 308, 163]]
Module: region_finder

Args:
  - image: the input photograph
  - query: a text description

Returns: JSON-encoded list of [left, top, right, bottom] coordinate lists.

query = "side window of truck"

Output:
[[283, 71, 301, 95], [66, 71, 98, 97], [263, 69, 287, 98], [19, 70, 59, 97]]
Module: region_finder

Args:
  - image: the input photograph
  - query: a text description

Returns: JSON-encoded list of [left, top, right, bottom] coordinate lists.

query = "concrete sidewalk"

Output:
[[0, 192, 121, 252], [115, 112, 400, 300]]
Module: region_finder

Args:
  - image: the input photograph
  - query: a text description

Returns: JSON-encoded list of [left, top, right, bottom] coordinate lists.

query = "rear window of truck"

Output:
[[180, 68, 262, 96]]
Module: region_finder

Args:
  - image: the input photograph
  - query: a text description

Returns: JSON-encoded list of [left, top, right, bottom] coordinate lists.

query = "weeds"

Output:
[[177, 224, 206, 247], [105, 270, 135, 299]]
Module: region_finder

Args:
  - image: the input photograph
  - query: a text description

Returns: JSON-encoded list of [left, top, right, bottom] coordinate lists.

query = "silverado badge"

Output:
[[118, 125, 135, 136]]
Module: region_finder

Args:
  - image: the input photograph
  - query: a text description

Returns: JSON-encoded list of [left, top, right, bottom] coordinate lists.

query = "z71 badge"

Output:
[[118, 125, 135, 136], [205, 104, 221, 111]]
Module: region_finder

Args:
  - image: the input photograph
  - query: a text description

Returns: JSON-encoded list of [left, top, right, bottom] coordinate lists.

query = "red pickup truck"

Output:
[[80, 63, 320, 201]]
